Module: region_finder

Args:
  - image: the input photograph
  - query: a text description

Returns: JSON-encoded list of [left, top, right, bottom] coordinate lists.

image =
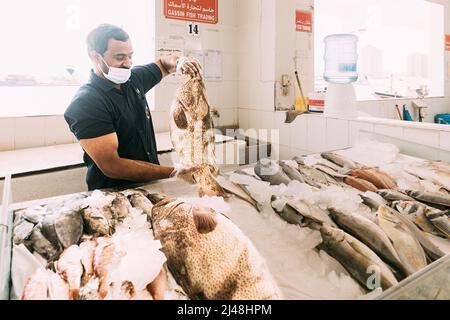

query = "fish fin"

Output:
[[192, 206, 218, 234]]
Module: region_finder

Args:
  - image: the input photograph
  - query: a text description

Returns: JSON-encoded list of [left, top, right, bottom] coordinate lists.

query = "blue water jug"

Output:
[[323, 34, 358, 84]]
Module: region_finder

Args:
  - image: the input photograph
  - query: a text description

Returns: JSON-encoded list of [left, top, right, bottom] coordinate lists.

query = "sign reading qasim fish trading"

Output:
[[164, 0, 218, 24]]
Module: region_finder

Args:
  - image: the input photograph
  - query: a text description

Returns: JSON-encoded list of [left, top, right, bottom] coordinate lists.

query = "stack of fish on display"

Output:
[[217, 148, 449, 294]]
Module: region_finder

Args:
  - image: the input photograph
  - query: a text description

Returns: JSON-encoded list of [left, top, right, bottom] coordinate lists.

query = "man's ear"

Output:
[[89, 51, 100, 63]]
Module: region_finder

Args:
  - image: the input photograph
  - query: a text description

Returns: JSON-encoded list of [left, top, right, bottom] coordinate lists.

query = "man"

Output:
[[65, 24, 201, 191]]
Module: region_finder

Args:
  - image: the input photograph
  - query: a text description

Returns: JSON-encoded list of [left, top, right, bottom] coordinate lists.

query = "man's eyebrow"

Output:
[[113, 52, 134, 57]]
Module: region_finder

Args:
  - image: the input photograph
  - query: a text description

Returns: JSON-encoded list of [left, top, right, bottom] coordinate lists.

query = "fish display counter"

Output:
[[0, 140, 449, 300]]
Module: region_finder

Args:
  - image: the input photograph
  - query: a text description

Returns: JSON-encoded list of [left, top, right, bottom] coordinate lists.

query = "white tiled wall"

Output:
[[0, 118, 15, 151], [153, 0, 238, 128]]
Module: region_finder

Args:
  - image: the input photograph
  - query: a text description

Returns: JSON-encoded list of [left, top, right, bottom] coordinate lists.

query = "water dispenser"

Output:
[[323, 34, 359, 119]]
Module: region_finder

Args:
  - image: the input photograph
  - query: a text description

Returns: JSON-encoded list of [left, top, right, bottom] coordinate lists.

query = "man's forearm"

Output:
[[104, 157, 174, 182]]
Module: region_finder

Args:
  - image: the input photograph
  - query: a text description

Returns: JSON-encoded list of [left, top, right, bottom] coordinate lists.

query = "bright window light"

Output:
[[0, 0, 154, 117], [314, 0, 444, 100]]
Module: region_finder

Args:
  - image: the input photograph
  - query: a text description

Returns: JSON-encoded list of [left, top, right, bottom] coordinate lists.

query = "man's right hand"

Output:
[[170, 165, 203, 184]]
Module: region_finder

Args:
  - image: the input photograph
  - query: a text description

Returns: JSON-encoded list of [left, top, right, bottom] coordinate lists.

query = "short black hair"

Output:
[[87, 24, 129, 55]]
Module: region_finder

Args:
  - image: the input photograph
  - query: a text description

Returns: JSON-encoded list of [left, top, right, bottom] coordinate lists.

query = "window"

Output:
[[0, 0, 155, 117], [314, 0, 444, 100]]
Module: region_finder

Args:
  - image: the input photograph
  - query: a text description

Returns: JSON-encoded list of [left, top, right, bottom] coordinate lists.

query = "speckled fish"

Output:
[[344, 177, 378, 192], [318, 225, 398, 291], [328, 208, 404, 274], [254, 159, 291, 186], [298, 165, 332, 187], [149, 195, 282, 300], [376, 206, 427, 276], [404, 190, 450, 208], [351, 168, 397, 190], [52, 209, 83, 249], [321, 152, 361, 170], [170, 75, 225, 197]]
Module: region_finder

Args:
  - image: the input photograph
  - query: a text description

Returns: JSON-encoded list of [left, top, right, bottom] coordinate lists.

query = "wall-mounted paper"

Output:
[[204, 50, 222, 81]]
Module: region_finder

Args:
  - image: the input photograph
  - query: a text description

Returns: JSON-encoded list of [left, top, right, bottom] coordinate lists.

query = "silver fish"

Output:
[[386, 207, 447, 262], [297, 165, 330, 187], [13, 219, 35, 245], [425, 211, 450, 239], [81, 206, 114, 237], [271, 196, 305, 226], [110, 193, 133, 222], [392, 201, 446, 238], [216, 176, 262, 211], [404, 190, 450, 208], [376, 206, 427, 277], [254, 159, 291, 185], [328, 208, 404, 274], [287, 200, 338, 228], [29, 228, 60, 261], [54, 210, 84, 249], [319, 225, 398, 291], [129, 191, 154, 219], [279, 162, 306, 183], [378, 190, 415, 202], [321, 152, 361, 170]]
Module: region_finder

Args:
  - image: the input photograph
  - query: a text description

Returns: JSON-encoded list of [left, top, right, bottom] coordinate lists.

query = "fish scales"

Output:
[[170, 75, 225, 197], [151, 197, 282, 300]]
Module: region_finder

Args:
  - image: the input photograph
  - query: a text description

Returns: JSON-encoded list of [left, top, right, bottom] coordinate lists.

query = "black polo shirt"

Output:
[[64, 63, 163, 191]]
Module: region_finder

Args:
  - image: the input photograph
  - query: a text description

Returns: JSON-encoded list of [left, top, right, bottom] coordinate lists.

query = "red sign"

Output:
[[164, 0, 218, 24], [296, 10, 312, 33], [446, 35, 450, 51]]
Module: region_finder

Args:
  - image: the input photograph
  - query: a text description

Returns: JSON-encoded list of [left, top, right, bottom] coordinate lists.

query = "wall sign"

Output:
[[296, 10, 312, 33], [165, 0, 218, 24], [446, 34, 450, 51]]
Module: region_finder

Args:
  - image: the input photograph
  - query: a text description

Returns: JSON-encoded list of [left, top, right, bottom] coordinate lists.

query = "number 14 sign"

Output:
[[187, 22, 200, 36]]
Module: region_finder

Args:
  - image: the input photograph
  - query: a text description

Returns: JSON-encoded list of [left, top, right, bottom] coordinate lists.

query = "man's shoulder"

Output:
[[65, 84, 106, 117]]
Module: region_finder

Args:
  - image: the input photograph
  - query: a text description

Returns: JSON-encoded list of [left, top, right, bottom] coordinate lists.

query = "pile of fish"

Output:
[[217, 151, 449, 293], [15, 190, 184, 300], [15, 188, 282, 300]]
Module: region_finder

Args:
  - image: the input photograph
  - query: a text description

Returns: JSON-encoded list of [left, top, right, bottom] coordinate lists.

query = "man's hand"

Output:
[[170, 165, 203, 184], [177, 57, 203, 79]]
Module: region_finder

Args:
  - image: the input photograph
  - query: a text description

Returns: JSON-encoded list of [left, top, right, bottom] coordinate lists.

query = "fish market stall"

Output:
[[1, 140, 449, 300]]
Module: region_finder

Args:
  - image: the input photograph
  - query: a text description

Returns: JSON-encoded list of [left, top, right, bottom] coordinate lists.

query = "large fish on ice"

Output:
[[149, 194, 282, 300], [170, 75, 225, 197]]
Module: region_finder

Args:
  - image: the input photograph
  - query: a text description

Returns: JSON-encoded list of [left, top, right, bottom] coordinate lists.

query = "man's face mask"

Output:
[[98, 55, 131, 84]]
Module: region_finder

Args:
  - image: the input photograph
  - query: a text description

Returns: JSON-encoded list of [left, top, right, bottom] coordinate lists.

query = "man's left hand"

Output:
[[177, 57, 203, 79]]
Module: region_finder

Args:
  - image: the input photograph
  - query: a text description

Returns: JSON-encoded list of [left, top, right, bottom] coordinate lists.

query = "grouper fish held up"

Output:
[[148, 194, 283, 300], [170, 75, 225, 198]]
